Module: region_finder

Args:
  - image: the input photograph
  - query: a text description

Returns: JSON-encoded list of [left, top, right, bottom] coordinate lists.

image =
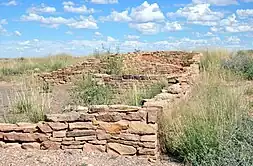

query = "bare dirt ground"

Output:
[[0, 149, 181, 166]]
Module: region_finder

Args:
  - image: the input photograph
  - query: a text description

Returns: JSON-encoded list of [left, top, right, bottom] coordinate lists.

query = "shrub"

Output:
[[104, 55, 124, 75], [71, 74, 113, 106], [162, 51, 250, 165]]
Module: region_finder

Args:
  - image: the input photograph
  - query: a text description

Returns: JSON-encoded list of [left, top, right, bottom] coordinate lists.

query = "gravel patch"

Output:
[[0, 149, 181, 166]]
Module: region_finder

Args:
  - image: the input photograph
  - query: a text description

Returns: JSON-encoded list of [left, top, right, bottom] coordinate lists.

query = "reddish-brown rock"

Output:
[[47, 122, 68, 131], [37, 123, 53, 133], [108, 143, 136, 155], [41, 141, 61, 150], [66, 130, 96, 137], [52, 131, 66, 138], [21, 142, 41, 150]]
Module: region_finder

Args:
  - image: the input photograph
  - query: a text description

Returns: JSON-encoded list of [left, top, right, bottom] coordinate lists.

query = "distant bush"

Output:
[[222, 51, 253, 80], [104, 55, 124, 75], [71, 74, 113, 106]]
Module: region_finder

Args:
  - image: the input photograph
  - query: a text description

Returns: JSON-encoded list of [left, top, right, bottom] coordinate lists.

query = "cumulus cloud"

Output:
[[65, 31, 73, 35], [192, 0, 238, 6], [94, 31, 102, 36], [0, 19, 8, 25], [14, 30, 21, 36], [63, 2, 94, 14], [21, 13, 98, 29], [130, 1, 165, 23], [107, 36, 117, 42], [226, 36, 241, 44], [167, 4, 224, 26], [100, 10, 131, 22], [0, 0, 17, 6], [129, 22, 160, 35], [27, 3, 56, 14], [163, 22, 182, 31], [236, 9, 253, 18], [125, 35, 140, 40], [90, 0, 118, 4]]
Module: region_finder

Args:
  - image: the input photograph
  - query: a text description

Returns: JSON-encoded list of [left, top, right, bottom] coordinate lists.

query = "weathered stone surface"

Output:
[[63, 137, 74, 141], [41, 141, 61, 150], [118, 133, 140, 141], [21, 142, 40, 150], [128, 122, 156, 135], [48, 122, 68, 131], [0, 124, 21, 132], [5, 143, 21, 149], [140, 135, 156, 142], [108, 139, 140, 148], [0, 141, 5, 148], [45, 112, 80, 122], [79, 113, 95, 121], [37, 123, 53, 133], [34, 133, 49, 142], [96, 130, 111, 140], [62, 141, 83, 145], [108, 143, 136, 155], [17, 123, 37, 133], [75, 136, 96, 141], [167, 84, 182, 94], [109, 105, 140, 112], [62, 145, 83, 149], [88, 140, 106, 145], [53, 131, 66, 138], [96, 113, 122, 122], [147, 112, 157, 124], [88, 105, 109, 113], [0, 132, 3, 140], [69, 122, 94, 130], [50, 137, 62, 142], [98, 122, 126, 134], [142, 142, 156, 149], [138, 148, 155, 155], [4, 133, 37, 142], [123, 111, 146, 121], [66, 130, 96, 137], [83, 143, 105, 152]]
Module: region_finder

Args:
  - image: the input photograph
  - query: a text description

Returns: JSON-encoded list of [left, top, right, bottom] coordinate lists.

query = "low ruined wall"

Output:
[[0, 105, 161, 160]]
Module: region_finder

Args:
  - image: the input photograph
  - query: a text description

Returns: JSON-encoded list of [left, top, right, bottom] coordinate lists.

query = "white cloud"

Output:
[[27, 3, 56, 14], [65, 31, 73, 35], [107, 36, 117, 42], [100, 10, 131, 22], [63, 3, 94, 14], [94, 31, 102, 36], [236, 9, 253, 18], [130, 1, 165, 23], [226, 36, 241, 44], [21, 13, 98, 29], [90, 0, 118, 4], [0, 19, 8, 25], [192, 0, 238, 6], [129, 22, 160, 35], [240, 0, 253, 2], [163, 22, 182, 31], [167, 4, 224, 26], [62, 1, 75, 6], [125, 35, 140, 40], [0, 0, 17, 6], [14, 30, 21, 36], [67, 16, 98, 29]]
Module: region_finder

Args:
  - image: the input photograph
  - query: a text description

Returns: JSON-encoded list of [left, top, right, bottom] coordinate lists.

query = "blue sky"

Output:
[[0, 0, 253, 57]]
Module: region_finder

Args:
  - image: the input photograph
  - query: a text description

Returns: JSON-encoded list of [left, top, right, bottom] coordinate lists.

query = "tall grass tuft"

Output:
[[162, 50, 251, 165]]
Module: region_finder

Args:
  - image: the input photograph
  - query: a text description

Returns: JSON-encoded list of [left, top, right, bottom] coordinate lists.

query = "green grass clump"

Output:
[[104, 55, 124, 75], [71, 74, 113, 106], [162, 50, 251, 165]]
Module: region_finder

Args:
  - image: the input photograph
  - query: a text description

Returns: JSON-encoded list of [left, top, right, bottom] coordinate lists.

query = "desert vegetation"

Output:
[[162, 50, 253, 165]]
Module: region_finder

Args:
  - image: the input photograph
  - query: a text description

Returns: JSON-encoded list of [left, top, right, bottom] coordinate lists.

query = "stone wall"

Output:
[[0, 105, 161, 160]]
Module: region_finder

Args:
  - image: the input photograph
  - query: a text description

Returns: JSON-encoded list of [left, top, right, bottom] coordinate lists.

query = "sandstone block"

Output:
[[123, 111, 146, 121], [88, 105, 109, 113], [75, 136, 96, 141], [142, 142, 156, 149], [62, 141, 83, 145], [147, 112, 157, 124], [96, 112, 122, 122], [138, 148, 155, 155], [69, 122, 94, 130], [140, 135, 156, 142], [83, 143, 106, 152], [21, 142, 40, 150], [96, 130, 111, 140], [37, 123, 53, 133], [53, 131, 66, 138], [128, 122, 156, 135], [0, 132, 3, 140], [50, 137, 62, 142], [66, 130, 96, 137], [41, 141, 61, 150], [0, 124, 20, 132], [98, 122, 125, 134], [79, 113, 95, 121], [17, 123, 37, 133], [4, 133, 37, 142], [63, 137, 74, 141], [88, 140, 106, 145], [108, 143, 136, 155], [119, 133, 139, 141], [48, 122, 68, 131], [45, 112, 80, 122], [108, 105, 140, 112]]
